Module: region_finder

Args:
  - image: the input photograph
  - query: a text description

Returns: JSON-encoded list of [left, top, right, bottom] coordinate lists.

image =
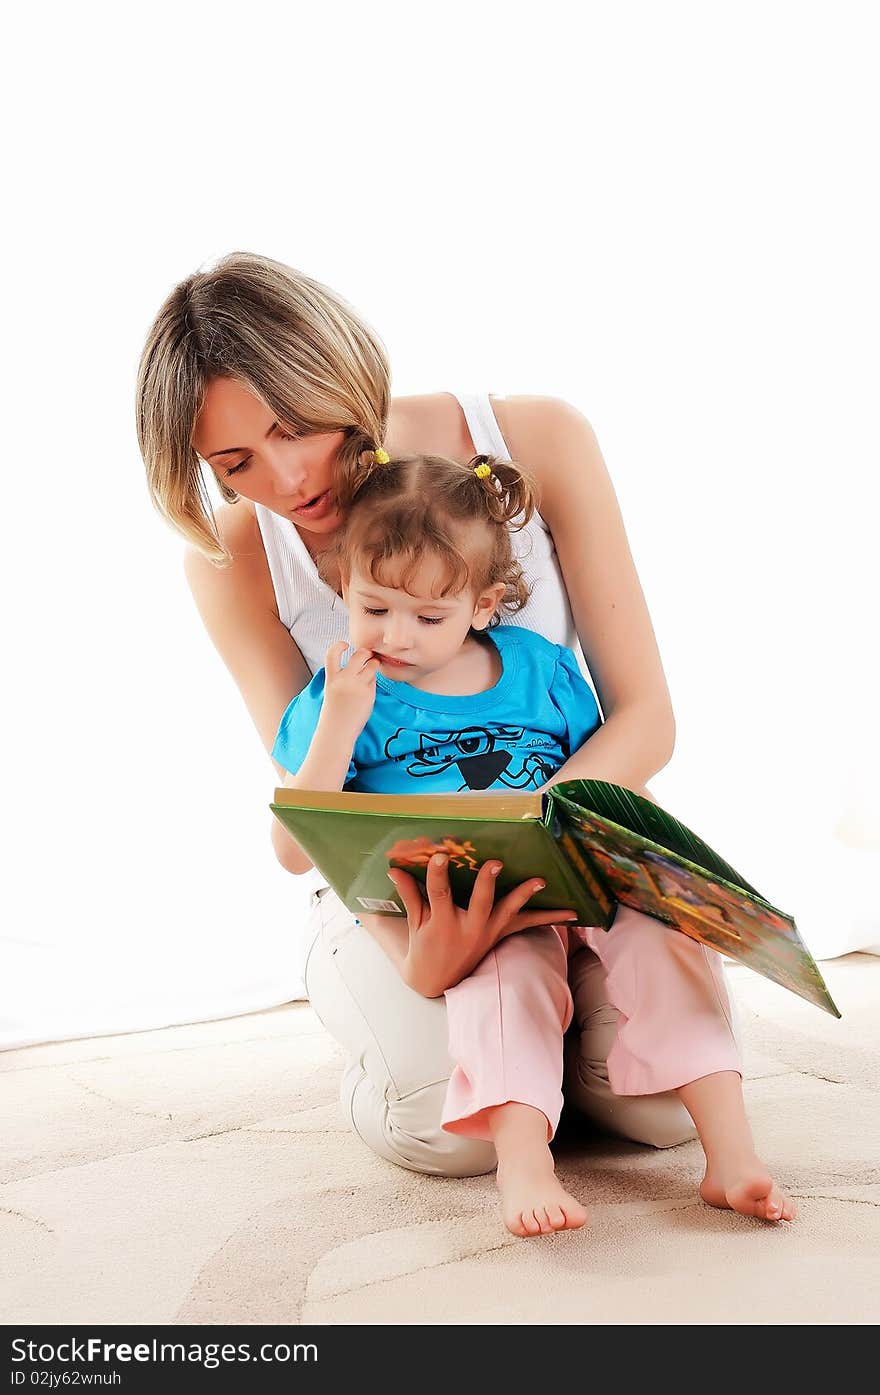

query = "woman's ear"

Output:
[[471, 583, 506, 631]]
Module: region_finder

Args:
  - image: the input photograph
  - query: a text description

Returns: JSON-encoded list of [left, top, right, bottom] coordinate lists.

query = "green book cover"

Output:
[[270, 778, 840, 1018]]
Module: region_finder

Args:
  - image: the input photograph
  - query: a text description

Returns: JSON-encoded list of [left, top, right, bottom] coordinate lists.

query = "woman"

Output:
[[136, 251, 739, 1179]]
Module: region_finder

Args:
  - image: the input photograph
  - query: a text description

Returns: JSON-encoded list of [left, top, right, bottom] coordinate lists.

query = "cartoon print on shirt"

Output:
[[384, 724, 558, 791]]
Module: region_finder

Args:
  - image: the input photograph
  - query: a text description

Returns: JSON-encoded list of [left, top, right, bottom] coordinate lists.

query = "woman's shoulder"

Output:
[[387, 393, 474, 459], [389, 392, 586, 465], [183, 498, 276, 613], [189, 495, 262, 557], [491, 396, 591, 464]]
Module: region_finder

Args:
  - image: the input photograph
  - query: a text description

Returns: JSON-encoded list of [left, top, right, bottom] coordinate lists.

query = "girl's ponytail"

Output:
[[469, 454, 538, 530], [332, 438, 390, 513]]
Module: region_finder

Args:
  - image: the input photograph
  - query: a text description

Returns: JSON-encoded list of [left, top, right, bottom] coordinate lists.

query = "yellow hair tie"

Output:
[[373, 448, 390, 465], [474, 461, 492, 479]]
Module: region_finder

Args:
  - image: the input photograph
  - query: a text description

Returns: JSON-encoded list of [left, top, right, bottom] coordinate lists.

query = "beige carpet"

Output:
[[2, 954, 878, 1326]]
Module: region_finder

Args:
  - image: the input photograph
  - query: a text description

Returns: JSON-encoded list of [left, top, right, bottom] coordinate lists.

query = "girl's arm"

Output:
[[507, 398, 676, 793], [270, 718, 358, 875], [272, 642, 380, 873], [279, 640, 378, 795], [271, 716, 356, 873]]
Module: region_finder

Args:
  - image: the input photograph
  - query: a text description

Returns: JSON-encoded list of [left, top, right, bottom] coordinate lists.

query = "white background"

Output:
[[3, 0, 878, 1048]]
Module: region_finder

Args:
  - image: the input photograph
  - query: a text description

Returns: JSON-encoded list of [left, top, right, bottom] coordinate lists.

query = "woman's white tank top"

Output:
[[254, 392, 586, 678]]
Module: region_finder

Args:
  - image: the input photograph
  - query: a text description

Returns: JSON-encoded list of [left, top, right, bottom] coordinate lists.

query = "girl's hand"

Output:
[[322, 640, 380, 736], [387, 854, 579, 998]]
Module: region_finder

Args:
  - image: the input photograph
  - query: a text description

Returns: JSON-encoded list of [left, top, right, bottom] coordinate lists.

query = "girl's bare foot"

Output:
[[496, 1152, 588, 1237], [678, 1072, 797, 1224], [700, 1154, 797, 1222]]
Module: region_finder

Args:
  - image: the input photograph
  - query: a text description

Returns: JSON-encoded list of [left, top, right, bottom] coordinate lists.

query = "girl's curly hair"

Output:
[[318, 451, 538, 622]]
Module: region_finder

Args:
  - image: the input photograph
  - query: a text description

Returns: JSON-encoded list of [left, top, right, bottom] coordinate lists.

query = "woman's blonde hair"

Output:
[[319, 452, 538, 623], [135, 252, 391, 564]]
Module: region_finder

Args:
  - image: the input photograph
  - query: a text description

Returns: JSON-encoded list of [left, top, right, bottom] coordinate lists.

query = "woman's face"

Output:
[[193, 377, 347, 539]]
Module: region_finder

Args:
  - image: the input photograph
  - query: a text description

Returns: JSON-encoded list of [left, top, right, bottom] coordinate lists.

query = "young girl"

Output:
[[271, 448, 797, 1238]]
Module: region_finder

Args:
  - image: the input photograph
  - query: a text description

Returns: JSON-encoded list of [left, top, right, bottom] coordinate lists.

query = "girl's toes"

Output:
[[546, 1204, 567, 1230], [765, 1185, 787, 1221], [563, 1201, 589, 1228], [522, 1210, 542, 1236]]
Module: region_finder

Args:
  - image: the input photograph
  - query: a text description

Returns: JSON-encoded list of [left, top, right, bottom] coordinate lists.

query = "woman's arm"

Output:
[[182, 501, 314, 872], [505, 398, 676, 792]]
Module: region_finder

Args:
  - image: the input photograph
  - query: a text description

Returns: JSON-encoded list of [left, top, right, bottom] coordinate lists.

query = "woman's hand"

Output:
[[387, 854, 579, 998], [322, 640, 380, 737]]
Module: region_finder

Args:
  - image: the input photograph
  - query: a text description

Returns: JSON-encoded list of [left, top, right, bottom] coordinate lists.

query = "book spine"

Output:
[[536, 821, 615, 927]]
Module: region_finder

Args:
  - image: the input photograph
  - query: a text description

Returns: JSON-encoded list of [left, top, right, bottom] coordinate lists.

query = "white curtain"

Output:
[[4, 1, 877, 1050]]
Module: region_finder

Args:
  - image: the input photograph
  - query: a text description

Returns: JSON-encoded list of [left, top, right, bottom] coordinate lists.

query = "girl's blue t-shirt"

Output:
[[272, 625, 602, 794]]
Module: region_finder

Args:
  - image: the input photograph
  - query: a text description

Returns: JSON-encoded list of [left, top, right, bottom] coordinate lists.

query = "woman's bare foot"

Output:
[[496, 1152, 588, 1237], [700, 1155, 797, 1222]]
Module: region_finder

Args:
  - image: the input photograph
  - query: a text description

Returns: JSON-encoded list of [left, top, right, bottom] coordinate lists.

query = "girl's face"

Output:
[[343, 555, 505, 684], [193, 377, 346, 540]]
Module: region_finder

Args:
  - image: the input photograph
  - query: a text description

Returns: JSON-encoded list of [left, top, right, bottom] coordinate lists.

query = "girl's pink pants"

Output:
[[442, 904, 741, 1141]]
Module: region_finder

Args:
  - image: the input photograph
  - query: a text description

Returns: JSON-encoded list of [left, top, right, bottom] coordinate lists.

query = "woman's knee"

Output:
[[563, 1043, 697, 1149], [621, 1095, 698, 1150], [343, 1067, 497, 1177]]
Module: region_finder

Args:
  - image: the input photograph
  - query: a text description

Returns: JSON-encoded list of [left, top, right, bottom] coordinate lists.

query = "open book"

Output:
[[270, 778, 840, 1017]]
